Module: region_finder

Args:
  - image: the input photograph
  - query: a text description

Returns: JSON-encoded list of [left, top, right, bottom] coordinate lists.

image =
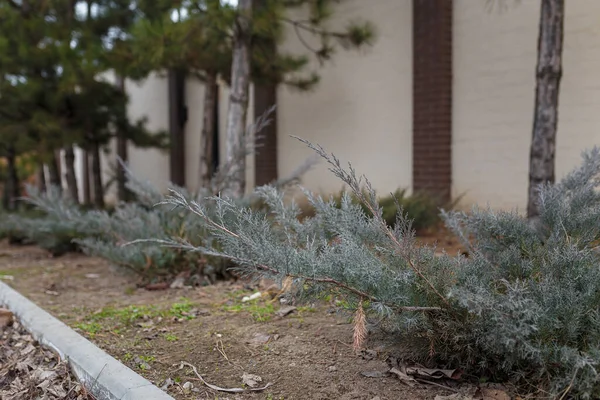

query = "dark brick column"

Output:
[[412, 0, 453, 202], [168, 68, 187, 187], [254, 84, 278, 187], [253, 0, 279, 188]]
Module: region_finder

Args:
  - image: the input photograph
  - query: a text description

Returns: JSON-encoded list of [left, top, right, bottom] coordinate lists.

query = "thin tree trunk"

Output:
[[115, 75, 129, 202], [527, 0, 565, 219], [91, 142, 104, 208], [82, 150, 91, 205], [224, 0, 252, 198], [5, 146, 19, 211], [199, 72, 217, 191], [37, 162, 46, 193], [64, 145, 79, 203], [47, 152, 61, 191]]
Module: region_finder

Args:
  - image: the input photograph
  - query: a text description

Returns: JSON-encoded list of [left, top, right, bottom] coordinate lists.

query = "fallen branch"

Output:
[[176, 361, 273, 393]]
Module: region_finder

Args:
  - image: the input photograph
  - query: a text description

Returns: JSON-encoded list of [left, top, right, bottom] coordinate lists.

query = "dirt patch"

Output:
[[416, 226, 467, 256], [0, 236, 467, 400], [0, 314, 94, 400]]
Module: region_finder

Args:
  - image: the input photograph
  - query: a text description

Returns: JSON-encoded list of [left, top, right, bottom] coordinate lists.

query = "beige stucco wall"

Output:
[[453, 0, 600, 211], [76, 1, 600, 211], [277, 0, 413, 196], [74, 70, 171, 204]]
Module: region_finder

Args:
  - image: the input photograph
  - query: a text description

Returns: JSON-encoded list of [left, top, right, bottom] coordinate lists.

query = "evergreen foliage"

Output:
[[5, 109, 314, 284], [11, 185, 100, 255], [160, 141, 600, 398], [128, 0, 375, 89], [325, 188, 458, 232], [0, 0, 168, 206]]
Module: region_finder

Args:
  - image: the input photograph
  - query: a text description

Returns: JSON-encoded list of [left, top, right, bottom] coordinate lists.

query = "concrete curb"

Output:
[[0, 281, 175, 400]]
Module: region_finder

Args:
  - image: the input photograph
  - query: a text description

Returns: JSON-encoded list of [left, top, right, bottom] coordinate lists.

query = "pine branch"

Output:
[[292, 136, 451, 307]]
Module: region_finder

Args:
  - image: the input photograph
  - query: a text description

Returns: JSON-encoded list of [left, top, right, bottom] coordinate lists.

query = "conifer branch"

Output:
[[292, 136, 451, 307]]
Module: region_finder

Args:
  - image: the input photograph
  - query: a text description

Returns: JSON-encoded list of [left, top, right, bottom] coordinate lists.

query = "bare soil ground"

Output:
[[0, 230, 472, 400]]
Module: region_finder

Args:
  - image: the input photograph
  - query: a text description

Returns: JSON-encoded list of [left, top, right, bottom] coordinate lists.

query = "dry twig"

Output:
[[176, 361, 273, 393]]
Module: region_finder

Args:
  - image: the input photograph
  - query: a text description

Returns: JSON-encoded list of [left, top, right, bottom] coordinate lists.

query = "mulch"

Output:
[[0, 312, 95, 400]]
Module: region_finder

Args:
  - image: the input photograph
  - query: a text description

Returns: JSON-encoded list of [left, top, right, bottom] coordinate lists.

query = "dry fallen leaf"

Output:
[[361, 370, 389, 378], [479, 387, 511, 400], [406, 366, 463, 380], [20, 343, 36, 356], [160, 378, 174, 391], [246, 332, 271, 346], [389, 367, 417, 387], [241, 372, 263, 388], [1, 320, 94, 400], [434, 394, 473, 400], [0, 308, 14, 328], [275, 306, 297, 318]]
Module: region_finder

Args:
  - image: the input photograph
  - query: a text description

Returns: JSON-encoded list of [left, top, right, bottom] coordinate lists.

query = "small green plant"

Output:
[[296, 306, 316, 313], [222, 301, 275, 322], [165, 333, 179, 342], [169, 298, 195, 319], [74, 322, 103, 337], [81, 300, 198, 333]]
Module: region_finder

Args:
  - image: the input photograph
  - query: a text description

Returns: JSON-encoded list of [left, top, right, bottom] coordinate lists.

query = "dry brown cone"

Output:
[[266, 276, 295, 304], [352, 300, 367, 352]]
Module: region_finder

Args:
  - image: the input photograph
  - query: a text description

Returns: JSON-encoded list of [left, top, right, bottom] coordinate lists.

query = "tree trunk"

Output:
[[224, 0, 252, 198], [47, 152, 61, 191], [82, 150, 91, 205], [199, 72, 217, 191], [37, 162, 46, 193], [64, 145, 79, 203], [5, 146, 20, 211], [115, 75, 129, 202], [527, 0, 565, 219], [91, 142, 104, 208]]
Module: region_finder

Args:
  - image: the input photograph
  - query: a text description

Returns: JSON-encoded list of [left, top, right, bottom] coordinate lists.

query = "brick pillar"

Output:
[[412, 0, 453, 202], [252, 0, 278, 188], [254, 84, 278, 187], [168, 69, 187, 187]]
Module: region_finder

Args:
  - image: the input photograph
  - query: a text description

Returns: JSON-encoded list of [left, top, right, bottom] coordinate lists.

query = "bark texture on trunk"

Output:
[[115, 75, 129, 202], [199, 72, 217, 191], [47, 152, 61, 191], [91, 142, 104, 208], [527, 0, 565, 219], [224, 0, 252, 198], [64, 145, 79, 203], [82, 150, 91, 205]]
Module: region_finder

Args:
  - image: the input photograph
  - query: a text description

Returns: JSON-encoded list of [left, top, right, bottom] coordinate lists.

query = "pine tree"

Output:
[[223, 0, 374, 197], [0, 0, 66, 205], [55, 0, 168, 206], [0, 0, 168, 207], [127, 0, 374, 196]]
